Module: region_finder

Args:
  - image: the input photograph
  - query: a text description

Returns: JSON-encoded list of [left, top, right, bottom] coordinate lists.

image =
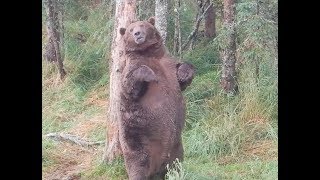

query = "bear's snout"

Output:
[[133, 30, 146, 44], [134, 31, 141, 36]]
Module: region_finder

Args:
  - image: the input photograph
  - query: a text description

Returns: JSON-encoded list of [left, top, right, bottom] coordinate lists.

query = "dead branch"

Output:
[[182, 3, 213, 50], [45, 132, 104, 147]]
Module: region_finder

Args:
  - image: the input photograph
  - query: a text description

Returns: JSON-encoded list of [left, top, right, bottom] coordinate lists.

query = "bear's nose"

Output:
[[134, 31, 140, 36]]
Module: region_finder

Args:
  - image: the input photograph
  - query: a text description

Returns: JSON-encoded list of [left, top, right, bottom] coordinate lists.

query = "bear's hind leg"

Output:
[[123, 150, 151, 180]]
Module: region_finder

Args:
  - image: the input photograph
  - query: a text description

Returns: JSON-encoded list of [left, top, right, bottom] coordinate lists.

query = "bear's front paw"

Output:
[[176, 63, 195, 82], [133, 65, 158, 83]]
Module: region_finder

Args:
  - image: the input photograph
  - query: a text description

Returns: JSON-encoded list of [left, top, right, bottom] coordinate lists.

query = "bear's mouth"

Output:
[[135, 36, 146, 44]]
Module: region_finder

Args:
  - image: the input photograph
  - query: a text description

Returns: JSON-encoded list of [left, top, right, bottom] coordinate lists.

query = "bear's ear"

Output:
[[148, 17, 155, 26], [120, 28, 126, 35]]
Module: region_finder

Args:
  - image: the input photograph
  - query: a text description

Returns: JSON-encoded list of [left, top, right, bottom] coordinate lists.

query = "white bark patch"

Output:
[[155, 0, 168, 44]]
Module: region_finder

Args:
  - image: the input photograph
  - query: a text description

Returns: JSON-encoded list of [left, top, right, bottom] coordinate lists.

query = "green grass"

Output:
[[81, 157, 128, 180], [42, 1, 277, 179], [166, 157, 277, 180]]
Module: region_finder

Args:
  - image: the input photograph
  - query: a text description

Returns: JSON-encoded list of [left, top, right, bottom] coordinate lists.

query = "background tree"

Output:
[[182, 1, 213, 50], [103, 0, 137, 163], [155, 0, 168, 44], [44, 0, 66, 80], [173, 0, 182, 56], [189, 0, 204, 49], [204, 0, 216, 38], [220, 0, 238, 95]]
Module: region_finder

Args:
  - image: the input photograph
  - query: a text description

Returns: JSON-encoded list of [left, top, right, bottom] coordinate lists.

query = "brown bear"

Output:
[[119, 17, 195, 180]]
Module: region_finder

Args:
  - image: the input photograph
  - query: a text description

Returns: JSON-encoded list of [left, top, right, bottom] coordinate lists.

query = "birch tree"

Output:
[[173, 0, 181, 56], [155, 0, 168, 44]]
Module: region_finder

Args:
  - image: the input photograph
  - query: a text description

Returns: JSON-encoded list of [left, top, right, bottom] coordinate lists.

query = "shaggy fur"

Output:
[[119, 17, 194, 180]]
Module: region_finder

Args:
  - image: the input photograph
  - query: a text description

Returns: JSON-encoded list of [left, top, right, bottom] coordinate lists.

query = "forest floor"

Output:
[[43, 104, 277, 180], [43, 91, 108, 180], [42, 76, 278, 180]]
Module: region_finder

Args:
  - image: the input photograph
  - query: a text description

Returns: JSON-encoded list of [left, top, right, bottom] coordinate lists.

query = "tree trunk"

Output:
[[204, 0, 216, 38], [57, 0, 65, 59], [103, 0, 137, 163], [221, 0, 238, 95], [254, 0, 261, 84], [155, 0, 168, 44], [173, 0, 181, 56], [178, 17, 182, 56], [190, 0, 204, 50], [44, 0, 66, 80]]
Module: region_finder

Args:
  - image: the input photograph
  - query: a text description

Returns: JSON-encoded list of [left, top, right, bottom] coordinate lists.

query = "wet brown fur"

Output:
[[119, 17, 194, 180]]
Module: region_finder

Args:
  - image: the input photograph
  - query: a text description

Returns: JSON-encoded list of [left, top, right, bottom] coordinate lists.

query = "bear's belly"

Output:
[[139, 82, 181, 110]]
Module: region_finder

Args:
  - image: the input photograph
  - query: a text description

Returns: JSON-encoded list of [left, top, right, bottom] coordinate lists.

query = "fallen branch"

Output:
[[45, 132, 104, 147], [182, 3, 213, 50]]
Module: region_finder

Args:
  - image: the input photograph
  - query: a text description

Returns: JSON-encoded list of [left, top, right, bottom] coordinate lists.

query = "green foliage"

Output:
[[82, 158, 127, 180], [63, 0, 90, 20], [42, 138, 58, 168], [167, 0, 197, 51], [183, 43, 220, 75], [62, 2, 113, 96], [137, 0, 155, 20], [165, 157, 277, 180]]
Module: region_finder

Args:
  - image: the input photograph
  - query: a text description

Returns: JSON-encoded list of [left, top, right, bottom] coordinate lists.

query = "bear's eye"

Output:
[[130, 28, 133, 32]]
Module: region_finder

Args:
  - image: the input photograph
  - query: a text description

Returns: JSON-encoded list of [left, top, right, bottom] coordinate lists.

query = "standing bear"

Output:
[[119, 17, 195, 180]]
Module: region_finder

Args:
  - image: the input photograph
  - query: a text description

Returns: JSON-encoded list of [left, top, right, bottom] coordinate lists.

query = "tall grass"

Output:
[[42, 3, 114, 176], [42, 1, 113, 123], [164, 54, 278, 179]]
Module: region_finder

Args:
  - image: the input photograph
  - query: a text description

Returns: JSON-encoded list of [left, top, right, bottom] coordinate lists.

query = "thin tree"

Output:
[[173, 0, 181, 57], [181, 1, 213, 51], [44, 0, 66, 80], [57, 0, 65, 58], [254, 0, 261, 84], [155, 0, 168, 44], [103, 0, 137, 163], [204, 0, 216, 38], [221, 0, 238, 95], [189, 0, 204, 49]]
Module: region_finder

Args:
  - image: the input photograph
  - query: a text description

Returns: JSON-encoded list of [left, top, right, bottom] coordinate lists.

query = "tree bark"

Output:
[[44, 0, 66, 80], [57, 0, 65, 59], [254, 0, 260, 84], [221, 0, 238, 95], [204, 0, 216, 38], [173, 0, 181, 56], [103, 0, 137, 163], [155, 0, 168, 44]]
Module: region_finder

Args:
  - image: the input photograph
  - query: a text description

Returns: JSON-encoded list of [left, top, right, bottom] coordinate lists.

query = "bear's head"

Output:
[[120, 17, 162, 52]]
